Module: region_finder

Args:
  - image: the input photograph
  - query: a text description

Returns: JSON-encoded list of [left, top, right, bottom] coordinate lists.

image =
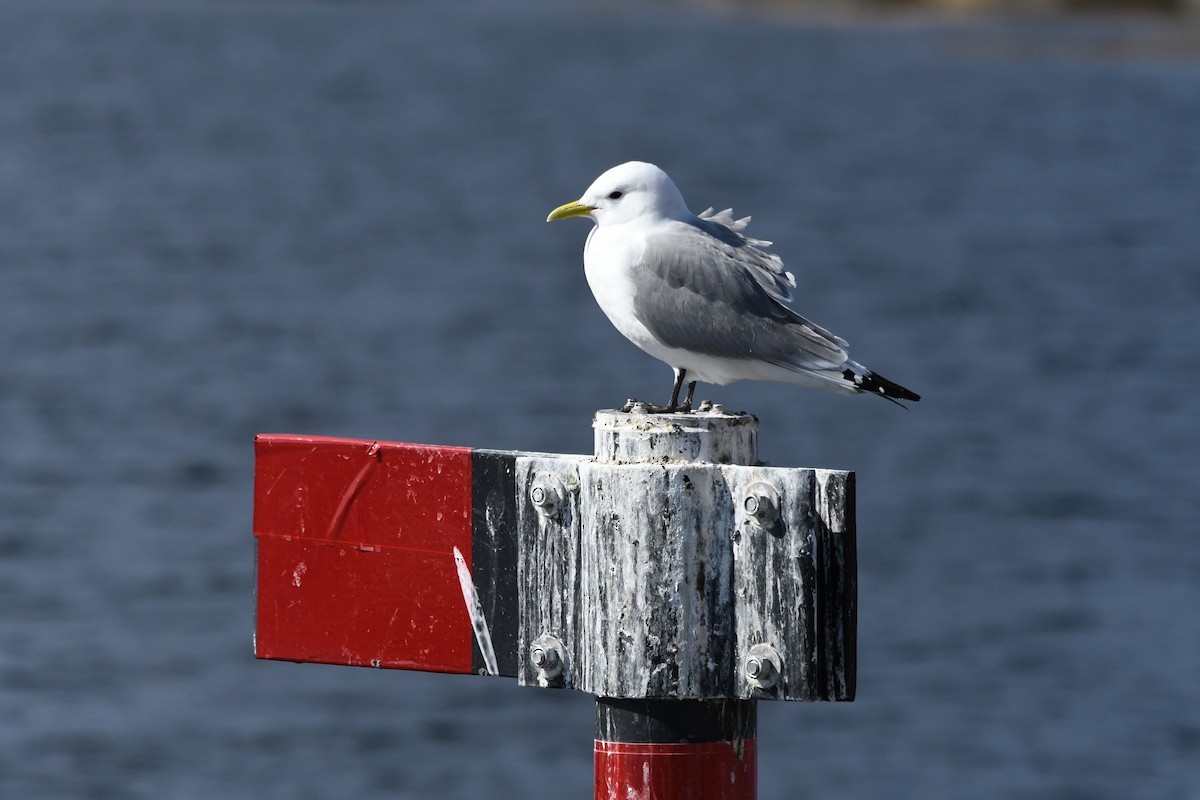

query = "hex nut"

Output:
[[530, 633, 565, 680], [530, 476, 564, 517], [743, 481, 781, 527], [743, 643, 782, 689]]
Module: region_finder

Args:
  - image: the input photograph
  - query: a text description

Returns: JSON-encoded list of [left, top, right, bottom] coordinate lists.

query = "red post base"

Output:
[[594, 698, 757, 800]]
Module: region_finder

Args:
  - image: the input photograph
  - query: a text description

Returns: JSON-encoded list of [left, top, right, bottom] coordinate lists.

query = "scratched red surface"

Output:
[[253, 434, 475, 673], [594, 742, 757, 800]]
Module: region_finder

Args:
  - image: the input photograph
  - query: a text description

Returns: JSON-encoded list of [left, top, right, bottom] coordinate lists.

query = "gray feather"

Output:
[[693, 208, 795, 304], [632, 213, 849, 371]]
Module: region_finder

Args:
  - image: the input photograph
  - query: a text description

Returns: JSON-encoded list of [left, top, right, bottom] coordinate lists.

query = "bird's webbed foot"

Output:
[[619, 372, 698, 414], [620, 398, 676, 414], [619, 394, 695, 415]]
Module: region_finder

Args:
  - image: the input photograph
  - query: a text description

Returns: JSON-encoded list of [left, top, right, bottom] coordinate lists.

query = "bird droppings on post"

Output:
[[593, 410, 759, 466]]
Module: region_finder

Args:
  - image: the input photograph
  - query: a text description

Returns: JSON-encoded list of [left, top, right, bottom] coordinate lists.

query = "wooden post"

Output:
[[582, 409, 760, 798], [517, 411, 855, 702], [514, 409, 855, 799], [252, 409, 856, 799]]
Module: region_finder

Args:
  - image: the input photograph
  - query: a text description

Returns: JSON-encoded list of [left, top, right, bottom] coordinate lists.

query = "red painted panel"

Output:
[[594, 741, 757, 800], [253, 434, 475, 673]]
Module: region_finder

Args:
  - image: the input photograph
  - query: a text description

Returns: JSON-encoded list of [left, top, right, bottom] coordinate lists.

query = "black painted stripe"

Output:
[[470, 449, 520, 677], [595, 698, 757, 744]]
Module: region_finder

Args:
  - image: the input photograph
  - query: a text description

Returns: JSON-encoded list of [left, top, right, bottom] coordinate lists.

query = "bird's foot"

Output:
[[620, 398, 692, 414]]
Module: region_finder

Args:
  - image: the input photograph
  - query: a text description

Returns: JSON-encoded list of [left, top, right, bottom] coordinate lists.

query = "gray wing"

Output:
[[632, 214, 849, 371], [694, 208, 796, 304]]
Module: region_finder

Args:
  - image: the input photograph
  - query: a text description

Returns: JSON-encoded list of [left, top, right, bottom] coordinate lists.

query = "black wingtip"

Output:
[[847, 369, 921, 405]]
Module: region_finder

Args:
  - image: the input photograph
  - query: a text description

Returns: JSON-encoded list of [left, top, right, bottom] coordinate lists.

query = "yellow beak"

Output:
[[546, 200, 595, 222]]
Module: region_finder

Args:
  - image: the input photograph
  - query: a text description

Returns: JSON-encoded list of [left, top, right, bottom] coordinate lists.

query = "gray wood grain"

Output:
[[517, 411, 854, 702]]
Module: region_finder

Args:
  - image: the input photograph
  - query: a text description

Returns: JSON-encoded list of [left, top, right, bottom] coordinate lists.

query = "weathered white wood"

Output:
[[728, 465, 856, 701], [729, 466, 811, 700], [517, 410, 855, 701], [577, 462, 737, 697], [516, 455, 584, 689], [593, 409, 758, 465]]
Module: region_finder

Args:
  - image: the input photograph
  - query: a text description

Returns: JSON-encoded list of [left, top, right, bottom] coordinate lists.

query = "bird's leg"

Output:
[[643, 369, 688, 413], [665, 368, 687, 411], [621, 369, 695, 414], [681, 380, 697, 412]]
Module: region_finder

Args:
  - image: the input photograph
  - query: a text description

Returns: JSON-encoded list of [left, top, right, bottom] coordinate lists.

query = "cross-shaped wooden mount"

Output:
[[253, 409, 856, 800]]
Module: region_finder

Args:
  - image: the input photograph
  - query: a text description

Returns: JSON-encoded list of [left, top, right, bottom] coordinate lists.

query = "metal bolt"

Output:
[[530, 478, 562, 517], [744, 656, 772, 681], [531, 647, 557, 671], [743, 643, 782, 689], [530, 633, 565, 680], [743, 481, 780, 527]]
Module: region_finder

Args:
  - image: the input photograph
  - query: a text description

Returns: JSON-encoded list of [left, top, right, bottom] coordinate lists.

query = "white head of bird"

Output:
[[546, 161, 689, 227]]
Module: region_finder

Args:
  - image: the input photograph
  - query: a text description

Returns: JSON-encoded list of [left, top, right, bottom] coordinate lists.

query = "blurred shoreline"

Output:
[[689, 0, 1200, 16], [647, 0, 1200, 58]]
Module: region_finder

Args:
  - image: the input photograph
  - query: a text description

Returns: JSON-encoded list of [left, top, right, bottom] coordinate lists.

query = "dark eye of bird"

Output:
[[608, 191, 623, 200]]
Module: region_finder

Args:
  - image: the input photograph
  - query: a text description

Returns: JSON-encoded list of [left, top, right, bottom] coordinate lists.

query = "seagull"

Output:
[[547, 161, 920, 413]]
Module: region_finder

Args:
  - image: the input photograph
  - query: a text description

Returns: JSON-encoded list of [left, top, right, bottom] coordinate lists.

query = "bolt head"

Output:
[[530, 642, 560, 674], [743, 482, 780, 527], [745, 656, 775, 681], [743, 643, 782, 688], [530, 479, 562, 515]]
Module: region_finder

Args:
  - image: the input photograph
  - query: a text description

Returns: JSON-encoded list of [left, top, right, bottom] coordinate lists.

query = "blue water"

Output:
[[1, 1, 1198, 797]]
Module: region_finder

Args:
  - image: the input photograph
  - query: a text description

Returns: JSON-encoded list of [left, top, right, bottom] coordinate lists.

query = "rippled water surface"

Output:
[[1, 1, 1198, 798]]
